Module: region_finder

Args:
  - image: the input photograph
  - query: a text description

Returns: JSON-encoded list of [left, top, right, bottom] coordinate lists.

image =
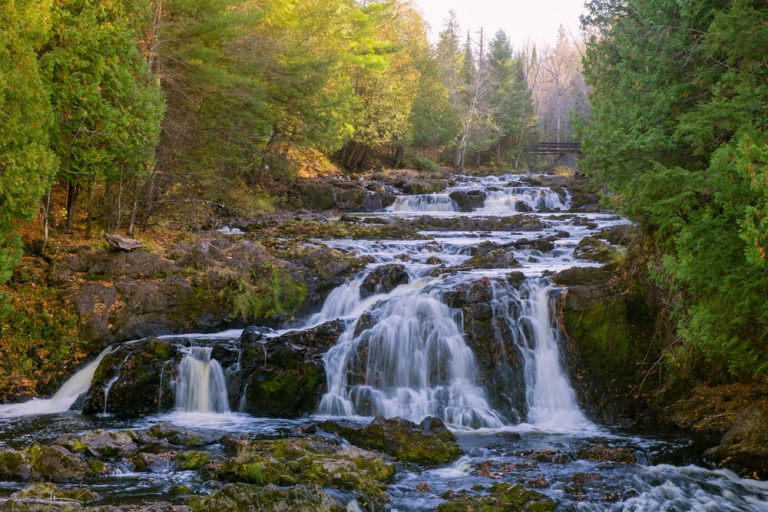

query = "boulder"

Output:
[[359, 264, 409, 298], [704, 400, 768, 479], [215, 437, 394, 506], [54, 430, 138, 459], [573, 235, 618, 263], [238, 320, 344, 417], [460, 242, 519, 270], [29, 445, 88, 482], [189, 484, 344, 512], [448, 190, 487, 212], [321, 416, 463, 466], [104, 233, 145, 252]]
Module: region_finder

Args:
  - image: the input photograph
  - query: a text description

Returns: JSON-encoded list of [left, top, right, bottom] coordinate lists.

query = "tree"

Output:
[[0, 0, 58, 286], [582, 0, 768, 375]]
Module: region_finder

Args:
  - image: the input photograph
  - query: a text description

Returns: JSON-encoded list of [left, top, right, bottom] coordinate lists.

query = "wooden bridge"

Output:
[[530, 142, 582, 155]]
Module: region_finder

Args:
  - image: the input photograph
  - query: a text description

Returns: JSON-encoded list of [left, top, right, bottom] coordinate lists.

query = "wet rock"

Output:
[[405, 215, 544, 232], [524, 449, 573, 464], [443, 277, 527, 422], [321, 416, 463, 466], [359, 264, 409, 298], [215, 437, 394, 506], [704, 400, 768, 479], [239, 320, 344, 417], [577, 444, 636, 464], [461, 242, 519, 269], [436, 483, 555, 512], [189, 483, 344, 512], [573, 235, 618, 263], [425, 256, 444, 265], [131, 452, 171, 472], [30, 445, 88, 482], [449, 190, 487, 212], [54, 430, 138, 459], [82, 339, 179, 417], [665, 384, 761, 434]]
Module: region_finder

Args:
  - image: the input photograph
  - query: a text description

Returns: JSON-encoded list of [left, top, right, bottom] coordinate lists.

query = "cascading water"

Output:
[[319, 287, 505, 429], [0, 346, 114, 418], [175, 346, 230, 413], [478, 186, 570, 213], [388, 193, 457, 212]]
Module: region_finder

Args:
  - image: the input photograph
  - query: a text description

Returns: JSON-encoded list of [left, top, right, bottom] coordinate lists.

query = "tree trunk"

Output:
[[85, 181, 95, 239], [65, 181, 79, 229], [393, 145, 404, 168]]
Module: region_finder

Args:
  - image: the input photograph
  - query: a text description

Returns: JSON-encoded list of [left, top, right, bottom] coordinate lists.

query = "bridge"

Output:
[[530, 142, 581, 155]]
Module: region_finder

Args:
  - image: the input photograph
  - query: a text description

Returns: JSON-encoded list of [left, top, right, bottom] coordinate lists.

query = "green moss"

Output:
[[87, 459, 106, 476], [217, 437, 393, 504], [437, 483, 555, 512], [175, 451, 209, 470], [16, 482, 98, 502], [0, 450, 25, 476]]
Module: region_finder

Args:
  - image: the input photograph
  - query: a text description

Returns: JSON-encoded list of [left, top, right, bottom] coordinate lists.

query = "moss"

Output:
[[170, 484, 193, 495], [437, 483, 555, 512], [0, 450, 25, 476], [87, 459, 107, 476], [217, 437, 393, 504], [175, 451, 209, 470], [16, 482, 98, 502], [188, 483, 344, 512]]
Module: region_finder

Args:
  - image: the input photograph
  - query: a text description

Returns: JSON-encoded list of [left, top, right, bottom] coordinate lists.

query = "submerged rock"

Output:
[[577, 444, 636, 464], [436, 482, 555, 512], [321, 416, 463, 466]]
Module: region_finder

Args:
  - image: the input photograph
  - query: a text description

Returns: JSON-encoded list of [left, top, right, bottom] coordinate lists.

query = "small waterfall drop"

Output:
[[489, 278, 589, 429], [478, 187, 569, 213], [388, 194, 457, 213], [319, 288, 504, 429], [0, 346, 114, 418], [175, 347, 230, 413]]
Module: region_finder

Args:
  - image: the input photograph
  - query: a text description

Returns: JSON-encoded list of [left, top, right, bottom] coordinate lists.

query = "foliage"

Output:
[[0, 0, 58, 286], [413, 157, 440, 173], [582, 0, 768, 375]]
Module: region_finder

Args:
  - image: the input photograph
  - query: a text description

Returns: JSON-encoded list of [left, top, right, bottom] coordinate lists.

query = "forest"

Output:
[[0, 0, 767, 510]]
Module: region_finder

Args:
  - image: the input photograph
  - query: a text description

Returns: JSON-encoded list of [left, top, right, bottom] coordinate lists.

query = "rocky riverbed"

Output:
[[1, 171, 767, 510]]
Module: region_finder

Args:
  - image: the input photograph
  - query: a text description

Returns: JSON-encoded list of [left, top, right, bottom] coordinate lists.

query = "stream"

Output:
[[2, 173, 768, 511]]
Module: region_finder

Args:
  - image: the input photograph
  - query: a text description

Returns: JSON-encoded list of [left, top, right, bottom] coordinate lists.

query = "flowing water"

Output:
[[1, 173, 767, 511]]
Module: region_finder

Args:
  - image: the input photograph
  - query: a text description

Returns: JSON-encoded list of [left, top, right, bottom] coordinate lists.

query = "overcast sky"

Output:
[[412, 0, 587, 48]]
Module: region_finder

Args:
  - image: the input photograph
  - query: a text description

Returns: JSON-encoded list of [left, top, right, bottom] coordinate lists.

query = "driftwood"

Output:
[[104, 233, 145, 252]]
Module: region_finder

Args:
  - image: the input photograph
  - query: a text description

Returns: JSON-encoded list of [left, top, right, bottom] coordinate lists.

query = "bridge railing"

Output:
[[531, 142, 581, 155]]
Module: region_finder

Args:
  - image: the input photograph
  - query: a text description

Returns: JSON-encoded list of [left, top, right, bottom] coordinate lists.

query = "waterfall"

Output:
[[490, 278, 589, 429], [388, 194, 457, 213], [478, 187, 569, 213], [0, 346, 114, 418], [175, 347, 230, 413], [319, 287, 505, 429]]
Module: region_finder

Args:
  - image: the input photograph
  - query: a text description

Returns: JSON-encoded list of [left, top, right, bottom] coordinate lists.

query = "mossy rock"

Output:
[[0, 449, 30, 480], [322, 416, 463, 466], [216, 437, 394, 504], [189, 483, 344, 512], [174, 451, 209, 470], [436, 483, 555, 512], [14, 482, 98, 502], [28, 445, 88, 482]]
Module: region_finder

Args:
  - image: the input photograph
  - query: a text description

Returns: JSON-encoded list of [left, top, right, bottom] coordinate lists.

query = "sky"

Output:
[[412, 0, 587, 48]]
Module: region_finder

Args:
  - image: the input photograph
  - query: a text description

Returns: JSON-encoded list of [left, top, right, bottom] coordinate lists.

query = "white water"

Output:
[[319, 288, 504, 429], [478, 187, 569, 213], [522, 281, 589, 428], [0, 346, 114, 418], [175, 347, 230, 413], [388, 193, 457, 212]]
